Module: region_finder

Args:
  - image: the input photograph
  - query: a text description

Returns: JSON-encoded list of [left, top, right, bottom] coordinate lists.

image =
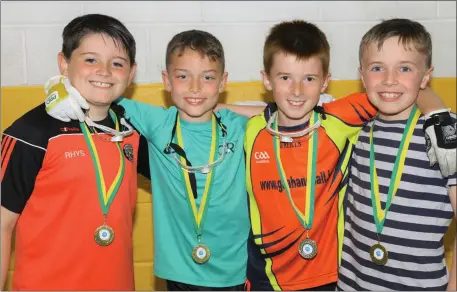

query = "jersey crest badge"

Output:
[[123, 144, 134, 162]]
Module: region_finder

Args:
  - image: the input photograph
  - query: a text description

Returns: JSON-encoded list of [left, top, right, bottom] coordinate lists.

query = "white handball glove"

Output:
[[424, 109, 457, 178], [44, 75, 89, 122]]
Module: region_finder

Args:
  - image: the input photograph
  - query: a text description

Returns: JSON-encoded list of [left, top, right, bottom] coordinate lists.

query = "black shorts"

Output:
[[166, 280, 245, 291], [300, 282, 337, 291]]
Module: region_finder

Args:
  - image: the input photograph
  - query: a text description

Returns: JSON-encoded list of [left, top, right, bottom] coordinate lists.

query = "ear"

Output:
[[162, 70, 171, 92], [219, 72, 228, 93], [127, 63, 137, 86], [320, 72, 331, 93], [358, 66, 367, 89], [58, 52, 69, 77], [261, 70, 273, 91], [420, 66, 434, 89]]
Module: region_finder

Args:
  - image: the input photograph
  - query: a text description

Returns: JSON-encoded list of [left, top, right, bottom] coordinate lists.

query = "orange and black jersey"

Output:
[[244, 93, 376, 291], [1, 104, 150, 213], [1, 103, 148, 291]]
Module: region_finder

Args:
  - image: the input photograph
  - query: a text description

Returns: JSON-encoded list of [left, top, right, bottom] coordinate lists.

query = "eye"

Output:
[[112, 62, 124, 68], [85, 58, 96, 64], [279, 76, 290, 81], [370, 66, 383, 72], [176, 74, 187, 79], [203, 75, 215, 81], [304, 76, 315, 82], [399, 66, 411, 72]]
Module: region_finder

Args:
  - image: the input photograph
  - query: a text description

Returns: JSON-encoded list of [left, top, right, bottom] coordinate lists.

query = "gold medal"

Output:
[[370, 242, 388, 265], [94, 225, 115, 246], [298, 238, 318, 259], [192, 244, 211, 264]]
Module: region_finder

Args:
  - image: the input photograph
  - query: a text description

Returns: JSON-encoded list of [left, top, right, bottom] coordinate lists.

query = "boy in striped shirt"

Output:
[[337, 18, 456, 291]]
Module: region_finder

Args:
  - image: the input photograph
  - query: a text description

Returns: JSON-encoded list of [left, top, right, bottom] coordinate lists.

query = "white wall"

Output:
[[1, 1, 455, 86]]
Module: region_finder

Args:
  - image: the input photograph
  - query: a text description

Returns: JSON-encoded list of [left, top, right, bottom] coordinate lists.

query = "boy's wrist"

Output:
[[424, 108, 451, 120]]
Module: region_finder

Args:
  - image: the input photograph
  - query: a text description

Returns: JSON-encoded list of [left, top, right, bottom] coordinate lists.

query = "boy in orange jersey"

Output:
[[1, 14, 150, 290], [243, 20, 448, 291]]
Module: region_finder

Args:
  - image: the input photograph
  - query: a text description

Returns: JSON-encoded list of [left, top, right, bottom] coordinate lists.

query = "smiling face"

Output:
[[359, 36, 433, 120], [262, 52, 330, 127], [58, 33, 136, 110], [162, 48, 228, 122]]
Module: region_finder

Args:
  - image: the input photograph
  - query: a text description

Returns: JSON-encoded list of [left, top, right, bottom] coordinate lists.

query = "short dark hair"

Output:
[[359, 18, 432, 68], [263, 20, 330, 75], [165, 30, 225, 72], [62, 14, 136, 65]]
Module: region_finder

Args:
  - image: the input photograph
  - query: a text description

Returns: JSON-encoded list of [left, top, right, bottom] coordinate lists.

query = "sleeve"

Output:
[[216, 109, 249, 133], [322, 92, 377, 127], [116, 97, 175, 140], [136, 134, 151, 180], [1, 134, 46, 214]]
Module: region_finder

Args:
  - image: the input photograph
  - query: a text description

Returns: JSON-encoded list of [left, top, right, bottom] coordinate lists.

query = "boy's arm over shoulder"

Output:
[[322, 92, 376, 126], [116, 97, 176, 140], [215, 102, 266, 119]]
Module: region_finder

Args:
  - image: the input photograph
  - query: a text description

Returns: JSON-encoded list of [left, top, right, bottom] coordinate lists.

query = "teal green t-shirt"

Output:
[[118, 98, 250, 287]]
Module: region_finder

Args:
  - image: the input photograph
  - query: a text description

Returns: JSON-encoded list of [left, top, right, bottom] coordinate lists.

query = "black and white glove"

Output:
[[423, 109, 456, 177]]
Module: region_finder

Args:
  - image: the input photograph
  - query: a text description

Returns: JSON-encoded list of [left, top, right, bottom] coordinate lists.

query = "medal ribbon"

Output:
[[273, 111, 318, 230], [370, 105, 420, 234], [176, 115, 218, 238], [80, 109, 125, 215]]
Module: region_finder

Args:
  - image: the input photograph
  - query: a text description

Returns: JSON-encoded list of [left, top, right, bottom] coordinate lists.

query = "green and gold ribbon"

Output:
[[370, 105, 420, 235], [80, 109, 125, 215], [176, 115, 218, 238], [273, 111, 319, 230]]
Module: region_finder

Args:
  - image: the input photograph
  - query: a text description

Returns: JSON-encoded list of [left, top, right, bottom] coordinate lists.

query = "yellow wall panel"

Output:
[[134, 262, 167, 291], [1, 78, 455, 290], [133, 202, 154, 263]]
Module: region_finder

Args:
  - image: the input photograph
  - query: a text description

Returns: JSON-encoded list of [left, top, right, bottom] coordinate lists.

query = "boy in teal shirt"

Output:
[[111, 30, 250, 290]]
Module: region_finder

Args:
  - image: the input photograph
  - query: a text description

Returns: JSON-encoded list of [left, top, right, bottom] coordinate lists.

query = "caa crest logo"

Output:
[[254, 151, 270, 163]]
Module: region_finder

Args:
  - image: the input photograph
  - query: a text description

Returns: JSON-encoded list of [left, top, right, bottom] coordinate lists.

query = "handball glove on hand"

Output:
[[44, 75, 89, 122], [423, 109, 457, 178]]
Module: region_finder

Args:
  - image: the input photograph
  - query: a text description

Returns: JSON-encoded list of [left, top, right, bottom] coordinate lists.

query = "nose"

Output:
[[383, 70, 398, 86], [96, 63, 112, 77], [291, 80, 304, 97], [189, 77, 201, 94]]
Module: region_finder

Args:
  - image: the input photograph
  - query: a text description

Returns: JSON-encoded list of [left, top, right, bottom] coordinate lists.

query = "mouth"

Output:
[[90, 81, 114, 88], [287, 100, 305, 107], [378, 92, 402, 102], [184, 97, 206, 106]]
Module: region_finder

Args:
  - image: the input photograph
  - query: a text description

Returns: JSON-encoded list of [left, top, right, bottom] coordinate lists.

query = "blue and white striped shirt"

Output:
[[338, 114, 456, 291]]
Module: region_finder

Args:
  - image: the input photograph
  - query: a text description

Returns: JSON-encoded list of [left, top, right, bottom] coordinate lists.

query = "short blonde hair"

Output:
[[359, 18, 432, 68]]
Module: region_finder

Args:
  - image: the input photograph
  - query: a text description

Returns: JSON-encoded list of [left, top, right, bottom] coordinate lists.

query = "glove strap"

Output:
[[424, 111, 457, 150]]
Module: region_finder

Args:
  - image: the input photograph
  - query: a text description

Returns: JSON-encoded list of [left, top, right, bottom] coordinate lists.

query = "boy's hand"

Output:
[[44, 75, 89, 122], [424, 109, 457, 177], [318, 93, 336, 105]]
